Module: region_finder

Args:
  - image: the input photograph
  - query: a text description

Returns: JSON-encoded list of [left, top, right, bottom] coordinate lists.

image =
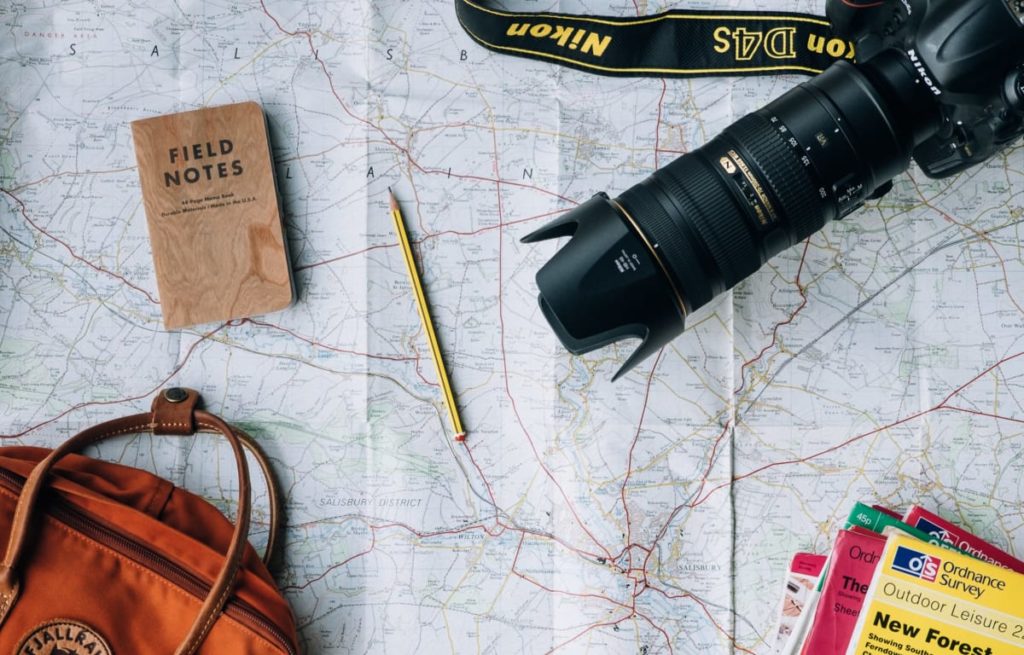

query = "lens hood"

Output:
[[522, 194, 686, 380]]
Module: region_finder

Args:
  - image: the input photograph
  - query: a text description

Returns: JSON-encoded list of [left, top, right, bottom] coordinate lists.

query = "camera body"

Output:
[[829, 0, 1024, 177]]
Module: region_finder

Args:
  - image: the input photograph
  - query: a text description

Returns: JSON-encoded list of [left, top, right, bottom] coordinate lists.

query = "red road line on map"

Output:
[[691, 408, 932, 509], [421, 208, 568, 241], [689, 349, 1024, 508], [941, 405, 1024, 425], [282, 527, 378, 591], [8, 167, 137, 192], [619, 350, 662, 568], [654, 80, 667, 169], [1, 324, 228, 439], [511, 534, 631, 611], [295, 207, 566, 272], [688, 419, 734, 511], [243, 318, 418, 362], [488, 120, 615, 561], [612, 542, 653, 566], [464, 441, 500, 509], [361, 518, 510, 546], [290, 515, 502, 538], [294, 243, 394, 272], [734, 239, 811, 396], [2, 188, 159, 305], [546, 615, 633, 654], [938, 350, 1024, 405], [291, 507, 611, 568], [409, 345, 437, 388], [406, 513, 606, 562], [513, 527, 607, 561]]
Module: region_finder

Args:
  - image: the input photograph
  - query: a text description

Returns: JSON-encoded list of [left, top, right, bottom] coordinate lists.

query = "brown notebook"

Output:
[[131, 101, 294, 329]]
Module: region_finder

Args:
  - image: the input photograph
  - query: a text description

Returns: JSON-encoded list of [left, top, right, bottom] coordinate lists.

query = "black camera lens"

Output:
[[524, 55, 941, 379]]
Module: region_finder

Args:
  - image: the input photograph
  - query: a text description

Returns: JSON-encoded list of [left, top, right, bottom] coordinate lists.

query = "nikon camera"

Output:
[[524, 0, 1024, 379]]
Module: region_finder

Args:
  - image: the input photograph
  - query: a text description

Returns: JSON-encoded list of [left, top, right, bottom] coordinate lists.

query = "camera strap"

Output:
[[455, 0, 856, 78]]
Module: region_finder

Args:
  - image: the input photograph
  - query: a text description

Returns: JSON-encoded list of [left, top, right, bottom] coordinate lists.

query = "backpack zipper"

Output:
[[0, 467, 297, 655]]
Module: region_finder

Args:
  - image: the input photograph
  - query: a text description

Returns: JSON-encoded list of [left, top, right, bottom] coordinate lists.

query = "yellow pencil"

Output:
[[389, 188, 467, 443]]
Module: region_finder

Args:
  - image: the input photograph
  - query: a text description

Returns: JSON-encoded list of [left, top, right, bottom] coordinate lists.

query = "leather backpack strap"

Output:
[[231, 426, 281, 567], [147, 387, 281, 565], [0, 388, 278, 655]]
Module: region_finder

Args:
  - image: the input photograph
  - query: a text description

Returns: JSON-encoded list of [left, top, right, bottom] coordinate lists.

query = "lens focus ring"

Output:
[[659, 155, 761, 288], [726, 112, 829, 245]]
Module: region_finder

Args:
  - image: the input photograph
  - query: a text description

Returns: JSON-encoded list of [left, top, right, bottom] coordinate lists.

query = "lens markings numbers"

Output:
[[771, 115, 829, 200]]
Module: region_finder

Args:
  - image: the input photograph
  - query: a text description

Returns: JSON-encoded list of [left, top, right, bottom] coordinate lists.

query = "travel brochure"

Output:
[[773, 504, 1024, 654]]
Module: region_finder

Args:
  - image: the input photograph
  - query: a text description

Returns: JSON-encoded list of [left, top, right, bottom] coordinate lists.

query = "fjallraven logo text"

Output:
[[505, 23, 613, 58], [16, 620, 113, 655]]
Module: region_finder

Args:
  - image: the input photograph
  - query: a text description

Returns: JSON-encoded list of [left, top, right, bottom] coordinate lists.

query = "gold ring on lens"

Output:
[[611, 200, 689, 321]]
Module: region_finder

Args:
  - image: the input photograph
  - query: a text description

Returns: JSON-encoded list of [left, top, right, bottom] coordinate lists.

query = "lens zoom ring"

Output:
[[658, 154, 761, 289], [726, 112, 827, 243]]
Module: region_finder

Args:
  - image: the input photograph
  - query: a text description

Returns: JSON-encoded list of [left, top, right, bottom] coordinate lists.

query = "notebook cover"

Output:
[[131, 101, 293, 328]]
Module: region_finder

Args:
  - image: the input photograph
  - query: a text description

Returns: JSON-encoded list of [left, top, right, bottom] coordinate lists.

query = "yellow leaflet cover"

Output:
[[844, 532, 1024, 655]]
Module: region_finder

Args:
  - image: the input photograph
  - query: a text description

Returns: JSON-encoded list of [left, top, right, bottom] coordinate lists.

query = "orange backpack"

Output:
[[0, 388, 299, 654]]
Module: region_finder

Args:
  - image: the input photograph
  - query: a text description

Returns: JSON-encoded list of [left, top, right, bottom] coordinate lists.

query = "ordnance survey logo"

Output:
[[913, 517, 953, 544], [892, 545, 941, 582]]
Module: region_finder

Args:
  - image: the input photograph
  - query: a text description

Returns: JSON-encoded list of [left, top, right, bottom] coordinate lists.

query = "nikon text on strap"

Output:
[[454, 0, 856, 78]]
